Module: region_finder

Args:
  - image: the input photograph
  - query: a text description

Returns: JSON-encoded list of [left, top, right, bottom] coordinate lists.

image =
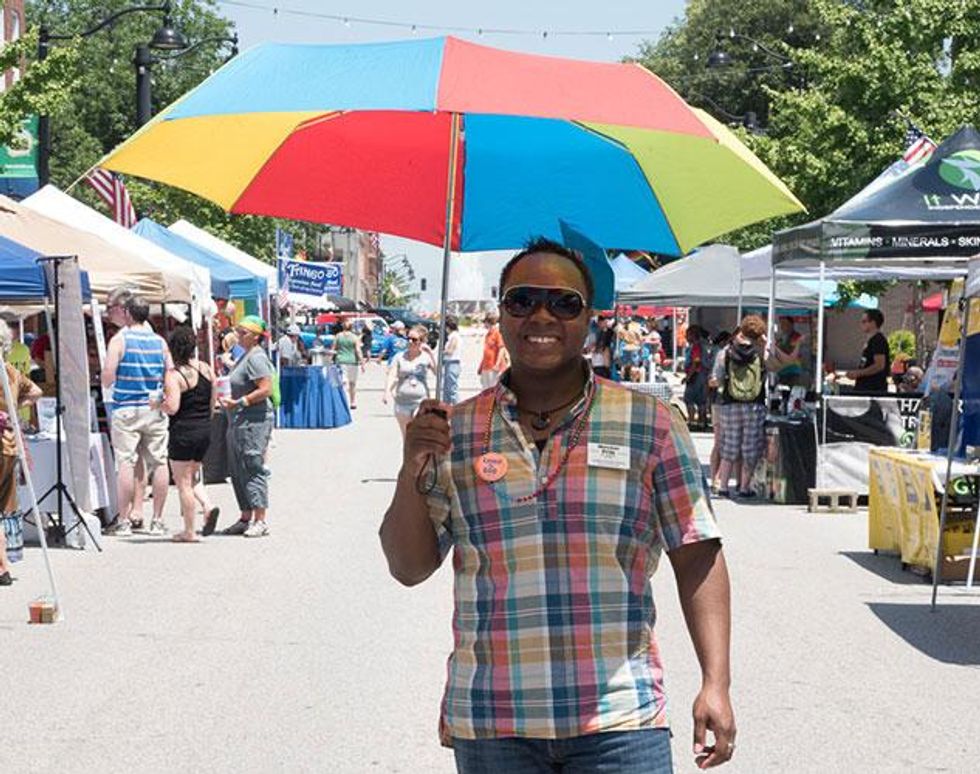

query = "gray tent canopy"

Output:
[[619, 244, 818, 308]]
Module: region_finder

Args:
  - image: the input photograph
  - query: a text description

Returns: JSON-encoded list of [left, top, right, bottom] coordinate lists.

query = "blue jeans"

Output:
[[442, 360, 461, 404], [453, 729, 672, 773]]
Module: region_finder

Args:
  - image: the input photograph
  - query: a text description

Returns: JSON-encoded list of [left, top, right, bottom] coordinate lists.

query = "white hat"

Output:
[[287, 323, 301, 335], [392, 320, 406, 331]]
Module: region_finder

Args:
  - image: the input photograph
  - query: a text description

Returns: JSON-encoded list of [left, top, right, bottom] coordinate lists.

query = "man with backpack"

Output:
[[712, 315, 768, 498]]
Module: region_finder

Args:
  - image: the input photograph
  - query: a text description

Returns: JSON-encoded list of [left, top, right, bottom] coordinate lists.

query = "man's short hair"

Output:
[[499, 237, 595, 307], [864, 309, 884, 328], [108, 286, 149, 323]]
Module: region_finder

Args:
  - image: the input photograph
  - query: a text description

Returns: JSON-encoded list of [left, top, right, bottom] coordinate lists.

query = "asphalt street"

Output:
[[3, 335, 979, 773]]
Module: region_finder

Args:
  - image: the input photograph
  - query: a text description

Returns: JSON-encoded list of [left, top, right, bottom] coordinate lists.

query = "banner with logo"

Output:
[[0, 116, 39, 197], [277, 257, 342, 307]]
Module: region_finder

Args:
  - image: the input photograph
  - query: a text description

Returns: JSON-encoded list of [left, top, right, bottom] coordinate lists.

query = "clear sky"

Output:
[[217, 0, 688, 309]]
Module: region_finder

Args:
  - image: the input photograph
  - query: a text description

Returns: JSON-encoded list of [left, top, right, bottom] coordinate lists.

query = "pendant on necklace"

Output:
[[530, 413, 551, 431]]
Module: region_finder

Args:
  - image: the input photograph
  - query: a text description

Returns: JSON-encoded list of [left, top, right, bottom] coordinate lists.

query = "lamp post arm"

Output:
[[45, 3, 171, 42], [156, 34, 239, 62]]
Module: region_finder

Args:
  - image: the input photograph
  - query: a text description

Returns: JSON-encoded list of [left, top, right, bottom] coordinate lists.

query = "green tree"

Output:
[[24, 1, 287, 259], [636, 0, 980, 251], [0, 28, 79, 147]]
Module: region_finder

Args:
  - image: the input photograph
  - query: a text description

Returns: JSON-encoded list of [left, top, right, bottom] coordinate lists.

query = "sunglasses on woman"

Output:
[[501, 285, 587, 321], [408, 336, 422, 343]]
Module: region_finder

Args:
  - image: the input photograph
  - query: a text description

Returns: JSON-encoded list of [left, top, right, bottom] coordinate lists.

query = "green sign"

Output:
[[0, 116, 38, 179]]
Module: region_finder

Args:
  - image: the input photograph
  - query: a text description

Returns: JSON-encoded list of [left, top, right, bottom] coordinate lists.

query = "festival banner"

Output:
[[277, 257, 342, 307]]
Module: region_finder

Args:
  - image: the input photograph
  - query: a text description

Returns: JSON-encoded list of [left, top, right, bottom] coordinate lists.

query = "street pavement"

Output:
[[2, 333, 979, 773]]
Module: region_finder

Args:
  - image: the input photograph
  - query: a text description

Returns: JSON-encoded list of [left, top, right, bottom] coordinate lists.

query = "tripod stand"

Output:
[[35, 255, 102, 552]]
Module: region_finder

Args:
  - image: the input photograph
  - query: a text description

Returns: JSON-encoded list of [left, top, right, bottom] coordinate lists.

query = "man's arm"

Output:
[[379, 399, 452, 586], [101, 335, 123, 392], [669, 539, 736, 769], [847, 353, 887, 380]]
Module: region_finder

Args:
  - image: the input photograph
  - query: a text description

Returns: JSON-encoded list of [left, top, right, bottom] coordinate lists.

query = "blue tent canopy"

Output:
[[133, 218, 267, 300], [0, 235, 92, 300]]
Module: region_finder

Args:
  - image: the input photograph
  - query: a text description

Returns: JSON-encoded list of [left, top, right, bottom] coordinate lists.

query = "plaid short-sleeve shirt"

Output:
[[427, 372, 720, 743]]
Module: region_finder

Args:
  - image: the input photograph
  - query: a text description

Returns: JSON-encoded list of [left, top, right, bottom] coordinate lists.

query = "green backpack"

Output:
[[726, 348, 763, 402]]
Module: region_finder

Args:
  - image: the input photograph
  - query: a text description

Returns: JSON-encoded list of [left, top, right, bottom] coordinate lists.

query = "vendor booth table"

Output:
[[18, 432, 116, 548], [868, 447, 980, 582], [278, 365, 352, 429]]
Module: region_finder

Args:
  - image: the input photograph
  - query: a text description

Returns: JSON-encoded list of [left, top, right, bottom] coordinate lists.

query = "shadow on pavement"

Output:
[[866, 602, 980, 665], [839, 550, 930, 586]]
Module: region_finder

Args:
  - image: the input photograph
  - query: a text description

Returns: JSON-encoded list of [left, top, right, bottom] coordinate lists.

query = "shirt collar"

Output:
[[494, 362, 596, 430]]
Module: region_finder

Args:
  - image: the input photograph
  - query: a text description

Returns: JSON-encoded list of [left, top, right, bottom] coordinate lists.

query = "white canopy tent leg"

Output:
[[0, 354, 61, 618], [931, 298, 972, 610], [672, 308, 678, 373], [91, 298, 107, 371], [967, 510, 980, 592], [736, 255, 743, 322], [816, 261, 827, 395]]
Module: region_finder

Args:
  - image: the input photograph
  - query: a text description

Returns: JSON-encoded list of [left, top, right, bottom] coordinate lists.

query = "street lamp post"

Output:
[[135, 34, 238, 126], [37, 2, 187, 187]]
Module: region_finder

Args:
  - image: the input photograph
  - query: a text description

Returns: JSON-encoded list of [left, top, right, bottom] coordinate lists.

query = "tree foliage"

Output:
[[23, 0, 293, 260], [0, 27, 79, 147], [636, 0, 980, 252]]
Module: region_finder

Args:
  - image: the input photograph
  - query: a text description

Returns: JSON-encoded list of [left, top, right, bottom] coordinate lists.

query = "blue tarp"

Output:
[[0, 235, 92, 300], [133, 218, 267, 300]]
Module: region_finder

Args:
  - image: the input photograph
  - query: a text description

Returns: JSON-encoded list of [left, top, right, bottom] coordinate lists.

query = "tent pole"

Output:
[[931, 297, 971, 610], [434, 111, 462, 402], [91, 298, 107, 371], [816, 260, 826, 395], [1, 344, 61, 616], [736, 254, 743, 322], [672, 309, 678, 373]]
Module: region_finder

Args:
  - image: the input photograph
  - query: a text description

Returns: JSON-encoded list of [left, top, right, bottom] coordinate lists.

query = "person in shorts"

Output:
[[331, 318, 365, 409], [712, 315, 768, 498], [102, 288, 172, 536], [161, 325, 219, 542]]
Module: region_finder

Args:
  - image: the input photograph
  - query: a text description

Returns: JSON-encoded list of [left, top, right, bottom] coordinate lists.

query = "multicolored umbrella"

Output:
[[102, 36, 802, 256]]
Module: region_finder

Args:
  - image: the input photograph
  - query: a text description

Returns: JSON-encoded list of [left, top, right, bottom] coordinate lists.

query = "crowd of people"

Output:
[[100, 289, 275, 541]]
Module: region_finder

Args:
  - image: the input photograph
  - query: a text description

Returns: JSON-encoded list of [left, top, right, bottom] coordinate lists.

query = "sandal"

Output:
[[202, 507, 220, 537], [172, 532, 200, 543]]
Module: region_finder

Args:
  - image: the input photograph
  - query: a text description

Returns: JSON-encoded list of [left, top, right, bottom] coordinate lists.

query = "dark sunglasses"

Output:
[[408, 336, 422, 343], [501, 285, 587, 321]]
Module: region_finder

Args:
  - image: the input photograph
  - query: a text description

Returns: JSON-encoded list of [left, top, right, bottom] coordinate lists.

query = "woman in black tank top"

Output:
[[161, 326, 219, 542]]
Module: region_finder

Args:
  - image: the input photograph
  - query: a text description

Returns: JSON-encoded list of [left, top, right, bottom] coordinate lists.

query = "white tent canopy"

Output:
[[619, 244, 819, 308], [0, 194, 191, 303], [169, 219, 277, 293], [23, 186, 210, 315], [608, 252, 649, 292]]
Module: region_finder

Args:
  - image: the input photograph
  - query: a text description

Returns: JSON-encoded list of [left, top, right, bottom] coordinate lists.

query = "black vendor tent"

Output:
[[773, 126, 980, 268]]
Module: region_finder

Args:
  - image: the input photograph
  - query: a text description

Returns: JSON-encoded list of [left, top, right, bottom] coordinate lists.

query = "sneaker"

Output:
[[0, 571, 12, 586], [243, 521, 269, 538], [148, 520, 168, 536], [105, 519, 132, 536], [222, 519, 251, 536]]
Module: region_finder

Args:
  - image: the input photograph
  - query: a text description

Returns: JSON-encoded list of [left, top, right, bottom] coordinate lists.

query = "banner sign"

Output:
[[0, 116, 39, 197], [275, 227, 294, 260], [277, 257, 342, 305]]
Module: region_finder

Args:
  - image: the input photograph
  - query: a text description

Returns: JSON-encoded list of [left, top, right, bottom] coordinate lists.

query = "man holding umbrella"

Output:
[[381, 239, 735, 771]]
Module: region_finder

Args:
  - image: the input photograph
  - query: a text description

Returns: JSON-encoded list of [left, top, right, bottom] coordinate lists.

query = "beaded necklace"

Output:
[[478, 381, 596, 504]]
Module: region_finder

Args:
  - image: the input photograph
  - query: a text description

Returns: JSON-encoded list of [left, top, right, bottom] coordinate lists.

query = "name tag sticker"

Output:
[[587, 443, 630, 470]]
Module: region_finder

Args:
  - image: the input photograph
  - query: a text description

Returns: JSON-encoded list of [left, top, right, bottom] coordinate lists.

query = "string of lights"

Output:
[[216, 0, 662, 40]]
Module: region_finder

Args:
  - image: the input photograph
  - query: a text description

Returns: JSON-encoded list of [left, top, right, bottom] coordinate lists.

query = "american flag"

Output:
[[85, 168, 138, 228], [276, 269, 290, 310], [903, 125, 937, 165]]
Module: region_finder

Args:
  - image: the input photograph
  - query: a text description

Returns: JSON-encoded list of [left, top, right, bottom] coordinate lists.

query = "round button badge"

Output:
[[474, 452, 508, 483]]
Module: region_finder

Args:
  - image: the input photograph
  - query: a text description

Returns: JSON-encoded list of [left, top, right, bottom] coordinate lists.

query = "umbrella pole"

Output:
[[434, 112, 462, 403], [931, 296, 971, 611]]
